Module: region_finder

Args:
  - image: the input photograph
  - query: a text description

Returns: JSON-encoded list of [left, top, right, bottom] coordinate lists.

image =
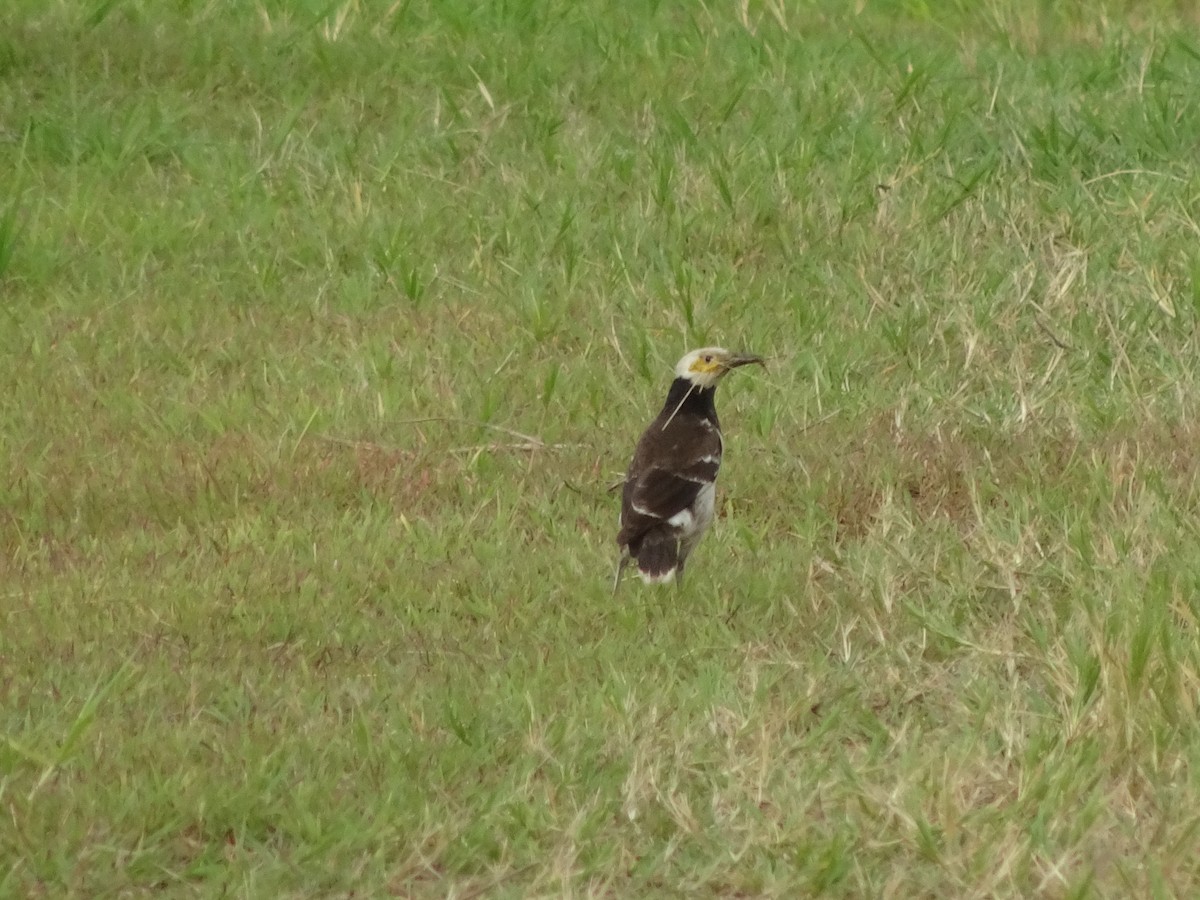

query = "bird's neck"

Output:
[[661, 378, 719, 425]]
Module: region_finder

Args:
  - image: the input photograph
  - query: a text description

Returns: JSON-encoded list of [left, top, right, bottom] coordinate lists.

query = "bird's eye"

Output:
[[704, 355, 712, 363]]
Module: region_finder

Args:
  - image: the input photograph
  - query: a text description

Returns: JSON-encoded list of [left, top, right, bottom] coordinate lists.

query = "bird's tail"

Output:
[[635, 531, 680, 584]]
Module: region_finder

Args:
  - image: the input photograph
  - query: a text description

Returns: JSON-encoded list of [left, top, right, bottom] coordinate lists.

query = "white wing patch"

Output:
[[667, 508, 693, 528]]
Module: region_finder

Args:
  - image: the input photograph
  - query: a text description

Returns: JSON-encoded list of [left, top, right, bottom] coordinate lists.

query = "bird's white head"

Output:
[[673, 347, 765, 389]]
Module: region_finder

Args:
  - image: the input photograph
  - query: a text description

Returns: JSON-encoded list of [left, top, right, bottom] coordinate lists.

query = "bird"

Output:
[[615, 347, 763, 589]]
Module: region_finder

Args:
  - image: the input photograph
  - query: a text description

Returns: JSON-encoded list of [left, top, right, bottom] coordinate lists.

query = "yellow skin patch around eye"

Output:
[[690, 355, 724, 374], [674, 348, 764, 388]]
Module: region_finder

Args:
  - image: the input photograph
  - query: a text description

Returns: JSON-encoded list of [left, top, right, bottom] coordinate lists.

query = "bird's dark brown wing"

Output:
[[616, 419, 722, 549], [618, 468, 701, 547]]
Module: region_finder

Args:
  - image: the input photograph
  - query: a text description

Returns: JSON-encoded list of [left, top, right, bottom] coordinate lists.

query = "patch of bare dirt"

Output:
[[820, 413, 1200, 543]]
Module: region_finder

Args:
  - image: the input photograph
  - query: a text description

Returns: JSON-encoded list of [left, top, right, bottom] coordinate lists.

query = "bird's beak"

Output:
[[725, 353, 765, 371]]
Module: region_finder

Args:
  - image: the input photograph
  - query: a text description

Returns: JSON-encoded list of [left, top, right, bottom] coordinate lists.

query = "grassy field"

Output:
[[5, 0, 1200, 895]]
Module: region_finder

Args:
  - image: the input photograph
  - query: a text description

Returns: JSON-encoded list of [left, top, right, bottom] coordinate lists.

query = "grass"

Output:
[[4, 0, 1200, 895]]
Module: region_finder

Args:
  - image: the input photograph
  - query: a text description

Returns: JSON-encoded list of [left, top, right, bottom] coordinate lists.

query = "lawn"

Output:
[[4, 0, 1200, 896]]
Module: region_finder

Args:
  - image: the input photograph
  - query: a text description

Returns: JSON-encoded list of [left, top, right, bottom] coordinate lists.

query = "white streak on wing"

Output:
[[631, 501, 660, 519], [697, 453, 721, 464]]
